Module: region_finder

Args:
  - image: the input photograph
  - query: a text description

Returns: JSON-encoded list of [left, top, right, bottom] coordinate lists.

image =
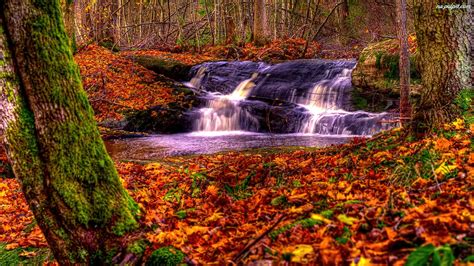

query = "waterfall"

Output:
[[186, 60, 394, 135], [183, 66, 206, 90], [296, 66, 390, 135], [194, 74, 259, 132], [228, 73, 258, 100]]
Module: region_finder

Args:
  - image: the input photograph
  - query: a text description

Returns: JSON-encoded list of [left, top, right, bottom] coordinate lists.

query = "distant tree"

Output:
[[396, 0, 411, 127], [412, 0, 471, 131], [0, 0, 140, 263], [253, 0, 269, 46], [335, 0, 349, 45], [224, 0, 236, 44]]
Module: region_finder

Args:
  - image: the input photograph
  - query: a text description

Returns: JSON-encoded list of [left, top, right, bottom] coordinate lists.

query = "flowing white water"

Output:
[[194, 74, 259, 132], [188, 60, 393, 136], [183, 66, 207, 90]]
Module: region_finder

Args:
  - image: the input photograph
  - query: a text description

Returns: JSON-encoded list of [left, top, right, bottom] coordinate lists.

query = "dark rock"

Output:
[[127, 55, 192, 81], [239, 100, 309, 133], [188, 61, 265, 94], [124, 105, 194, 133]]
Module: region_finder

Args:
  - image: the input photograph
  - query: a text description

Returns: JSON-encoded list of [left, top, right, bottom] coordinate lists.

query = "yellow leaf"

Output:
[[337, 214, 358, 225], [310, 213, 331, 224], [298, 158, 312, 168], [273, 157, 287, 168], [289, 203, 313, 214], [374, 151, 392, 159], [288, 193, 307, 200], [291, 244, 314, 263], [344, 183, 353, 194], [452, 118, 464, 129], [434, 162, 457, 175], [184, 226, 209, 235], [5, 243, 19, 250], [19, 250, 37, 257], [350, 257, 372, 266], [205, 212, 223, 223]]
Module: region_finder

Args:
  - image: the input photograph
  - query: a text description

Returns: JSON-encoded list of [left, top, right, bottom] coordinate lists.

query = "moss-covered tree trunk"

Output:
[[0, 0, 140, 264], [412, 0, 471, 131], [60, 0, 76, 51]]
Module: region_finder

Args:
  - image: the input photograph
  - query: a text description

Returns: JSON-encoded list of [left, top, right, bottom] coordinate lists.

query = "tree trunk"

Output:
[[396, 0, 411, 127], [224, 0, 236, 44], [335, 0, 348, 45], [60, 0, 76, 51], [412, 0, 471, 132], [253, 0, 269, 46], [0, 0, 140, 264]]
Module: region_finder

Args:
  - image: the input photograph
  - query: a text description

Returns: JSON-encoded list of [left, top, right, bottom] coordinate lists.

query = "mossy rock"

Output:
[[128, 55, 192, 80], [351, 38, 421, 112], [123, 98, 201, 134], [146, 246, 185, 266], [122, 80, 201, 134]]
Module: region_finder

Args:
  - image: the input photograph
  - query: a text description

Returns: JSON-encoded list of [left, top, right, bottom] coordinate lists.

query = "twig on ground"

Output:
[[232, 214, 286, 263]]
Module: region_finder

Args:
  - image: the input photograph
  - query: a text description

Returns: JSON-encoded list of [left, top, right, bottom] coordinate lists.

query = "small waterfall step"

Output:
[[186, 59, 395, 135]]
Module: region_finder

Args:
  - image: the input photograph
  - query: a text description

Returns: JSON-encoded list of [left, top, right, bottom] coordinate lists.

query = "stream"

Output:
[[106, 59, 395, 160], [105, 132, 352, 161]]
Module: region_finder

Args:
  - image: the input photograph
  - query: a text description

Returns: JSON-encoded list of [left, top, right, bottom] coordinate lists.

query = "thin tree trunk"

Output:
[[224, 0, 236, 44], [396, 0, 411, 126], [253, 0, 269, 46], [335, 0, 348, 45], [0, 0, 140, 263]]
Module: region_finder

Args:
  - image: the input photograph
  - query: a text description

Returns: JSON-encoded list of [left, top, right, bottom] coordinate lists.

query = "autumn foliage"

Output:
[[1, 120, 472, 264], [74, 45, 179, 122], [202, 38, 321, 62]]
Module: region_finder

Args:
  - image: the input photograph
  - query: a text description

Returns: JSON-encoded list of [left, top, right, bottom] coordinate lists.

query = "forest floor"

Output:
[[0, 43, 473, 265], [1, 120, 472, 265]]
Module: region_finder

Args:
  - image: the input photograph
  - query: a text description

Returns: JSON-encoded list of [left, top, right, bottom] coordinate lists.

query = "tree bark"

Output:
[[412, 0, 471, 132], [335, 0, 348, 45], [60, 0, 76, 51], [253, 0, 269, 46], [0, 0, 140, 263], [396, 0, 411, 127]]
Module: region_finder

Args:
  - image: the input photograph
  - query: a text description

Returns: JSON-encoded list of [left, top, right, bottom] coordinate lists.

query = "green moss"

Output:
[[146, 246, 185, 266], [127, 240, 147, 256], [90, 248, 117, 265], [320, 209, 334, 219], [271, 195, 287, 206], [0, 244, 54, 265], [55, 228, 68, 240], [175, 210, 187, 220], [3, 0, 140, 244], [375, 52, 384, 69], [358, 52, 368, 63], [131, 55, 191, 80], [455, 88, 474, 119], [335, 226, 352, 244], [299, 218, 322, 228], [99, 41, 120, 52], [351, 89, 369, 110], [270, 217, 322, 240]]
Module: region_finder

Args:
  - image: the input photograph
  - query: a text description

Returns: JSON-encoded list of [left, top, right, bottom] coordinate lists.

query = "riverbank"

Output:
[[1, 119, 472, 264]]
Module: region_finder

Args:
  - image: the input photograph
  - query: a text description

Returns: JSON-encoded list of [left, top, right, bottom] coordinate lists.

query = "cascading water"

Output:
[[194, 73, 259, 132], [187, 60, 394, 136]]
